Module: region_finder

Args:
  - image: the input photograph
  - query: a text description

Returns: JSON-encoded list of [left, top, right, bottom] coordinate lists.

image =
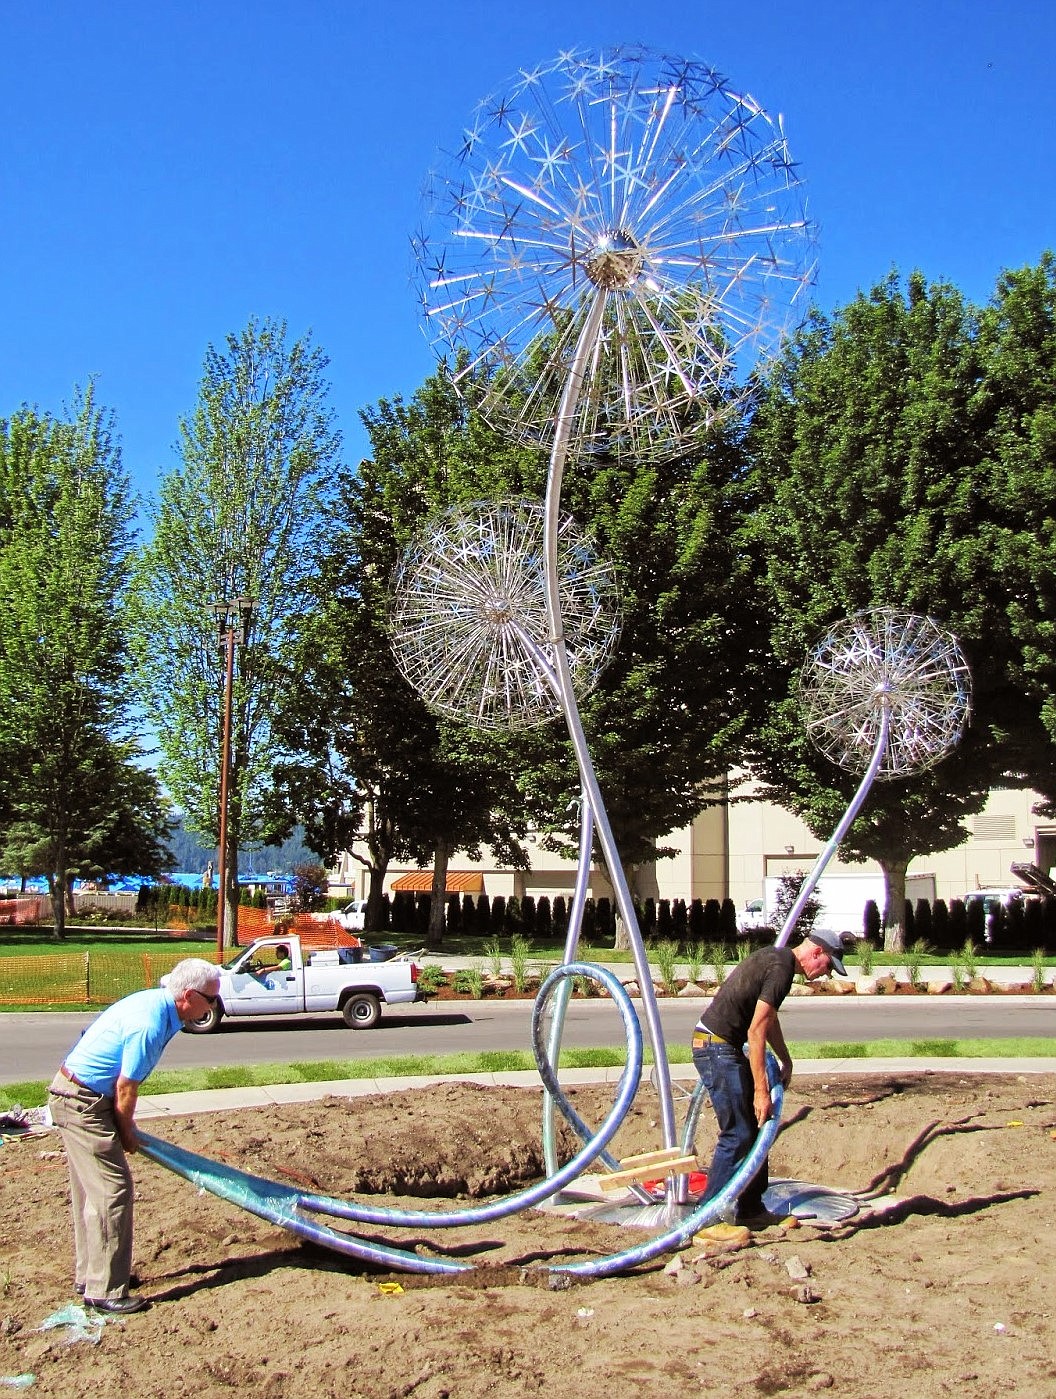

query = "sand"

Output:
[[1, 1071, 1054, 1398]]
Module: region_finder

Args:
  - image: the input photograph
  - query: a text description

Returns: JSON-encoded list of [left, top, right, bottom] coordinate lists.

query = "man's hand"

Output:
[[114, 1076, 140, 1155], [780, 1057, 793, 1089], [753, 1086, 773, 1126]]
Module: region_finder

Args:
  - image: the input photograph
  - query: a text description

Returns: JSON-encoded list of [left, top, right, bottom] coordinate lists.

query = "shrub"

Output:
[[415, 964, 448, 994], [930, 898, 951, 949], [475, 893, 492, 935], [445, 894, 462, 936], [864, 899, 882, 943], [913, 898, 932, 944], [460, 893, 476, 934], [535, 896, 552, 942], [641, 897, 657, 939], [652, 939, 679, 993], [520, 895, 536, 939], [656, 898, 672, 940], [687, 898, 705, 942], [948, 897, 968, 946], [719, 897, 737, 941], [453, 967, 484, 998], [671, 898, 688, 941], [552, 895, 568, 940]]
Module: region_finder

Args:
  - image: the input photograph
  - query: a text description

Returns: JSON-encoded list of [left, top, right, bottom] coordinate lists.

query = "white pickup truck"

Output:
[[164, 934, 421, 1033]]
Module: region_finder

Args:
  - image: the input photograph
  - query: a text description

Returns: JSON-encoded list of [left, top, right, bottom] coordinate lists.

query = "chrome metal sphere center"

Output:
[[584, 230, 643, 289], [482, 594, 514, 626]]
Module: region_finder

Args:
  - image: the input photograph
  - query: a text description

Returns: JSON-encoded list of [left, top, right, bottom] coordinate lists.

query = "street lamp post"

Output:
[[213, 596, 254, 962]]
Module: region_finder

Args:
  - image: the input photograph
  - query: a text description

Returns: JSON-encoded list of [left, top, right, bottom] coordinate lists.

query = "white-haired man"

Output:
[[48, 957, 221, 1314]]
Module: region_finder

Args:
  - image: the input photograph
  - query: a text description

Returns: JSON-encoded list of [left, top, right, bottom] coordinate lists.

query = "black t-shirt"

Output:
[[699, 946, 797, 1049]]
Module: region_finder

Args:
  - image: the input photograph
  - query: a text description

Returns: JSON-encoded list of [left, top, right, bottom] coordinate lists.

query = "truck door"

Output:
[[224, 942, 302, 1017]]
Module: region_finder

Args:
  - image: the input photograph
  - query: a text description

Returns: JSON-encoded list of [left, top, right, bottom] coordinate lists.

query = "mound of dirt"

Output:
[[1, 1073, 1054, 1398]]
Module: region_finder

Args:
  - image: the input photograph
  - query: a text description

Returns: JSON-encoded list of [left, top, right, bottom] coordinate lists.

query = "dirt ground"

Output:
[[1, 1071, 1055, 1399]]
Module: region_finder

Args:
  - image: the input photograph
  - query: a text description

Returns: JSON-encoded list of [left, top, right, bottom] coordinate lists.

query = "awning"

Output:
[[389, 870, 485, 894]]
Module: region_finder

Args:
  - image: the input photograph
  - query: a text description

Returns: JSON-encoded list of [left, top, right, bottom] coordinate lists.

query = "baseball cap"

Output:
[[806, 928, 848, 976]]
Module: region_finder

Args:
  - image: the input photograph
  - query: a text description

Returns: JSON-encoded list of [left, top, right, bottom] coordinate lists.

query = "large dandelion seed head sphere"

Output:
[[798, 609, 971, 780], [412, 46, 818, 462], [389, 499, 621, 731]]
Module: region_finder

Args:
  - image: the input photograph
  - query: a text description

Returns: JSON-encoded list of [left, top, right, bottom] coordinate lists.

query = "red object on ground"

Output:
[[643, 1170, 708, 1196]]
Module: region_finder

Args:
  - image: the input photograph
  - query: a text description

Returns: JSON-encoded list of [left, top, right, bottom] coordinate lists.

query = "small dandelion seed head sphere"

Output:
[[389, 498, 621, 731], [412, 45, 819, 461], [798, 608, 972, 780]]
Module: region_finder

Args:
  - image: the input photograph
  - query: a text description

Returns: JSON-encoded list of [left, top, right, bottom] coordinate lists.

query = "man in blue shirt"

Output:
[[48, 957, 221, 1315]]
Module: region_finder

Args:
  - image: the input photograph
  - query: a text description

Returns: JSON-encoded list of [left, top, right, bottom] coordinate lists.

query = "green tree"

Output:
[[131, 318, 340, 944], [0, 389, 170, 936], [745, 271, 1037, 952], [978, 254, 1056, 800], [270, 370, 533, 946]]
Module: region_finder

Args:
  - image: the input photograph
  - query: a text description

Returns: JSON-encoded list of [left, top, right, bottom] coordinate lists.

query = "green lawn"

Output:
[[2, 1037, 1052, 1112]]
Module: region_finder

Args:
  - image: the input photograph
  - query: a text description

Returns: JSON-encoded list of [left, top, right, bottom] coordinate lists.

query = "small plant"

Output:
[[950, 955, 967, 993], [509, 934, 531, 993], [415, 963, 448, 995], [532, 960, 555, 987], [709, 942, 729, 986], [572, 973, 600, 997], [960, 937, 978, 982], [453, 967, 485, 998], [902, 939, 928, 989], [856, 939, 875, 976], [684, 941, 704, 985], [483, 938, 504, 979], [1030, 947, 1049, 994], [651, 939, 679, 993]]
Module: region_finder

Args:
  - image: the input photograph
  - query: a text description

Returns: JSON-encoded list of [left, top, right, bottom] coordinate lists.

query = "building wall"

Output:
[[329, 785, 1056, 910]]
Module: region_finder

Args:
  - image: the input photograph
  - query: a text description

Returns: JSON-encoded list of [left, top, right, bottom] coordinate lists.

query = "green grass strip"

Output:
[[3, 1038, 1053, 1113]]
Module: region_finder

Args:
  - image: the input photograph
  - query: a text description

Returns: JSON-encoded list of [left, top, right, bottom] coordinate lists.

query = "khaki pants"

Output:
[[48, 1075, 134, 1300]]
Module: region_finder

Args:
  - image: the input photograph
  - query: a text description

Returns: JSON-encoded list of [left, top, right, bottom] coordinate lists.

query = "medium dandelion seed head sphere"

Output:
[[798, 608, 972, 779], [389, 498, 621, 731], [412, 45, 818, 462]]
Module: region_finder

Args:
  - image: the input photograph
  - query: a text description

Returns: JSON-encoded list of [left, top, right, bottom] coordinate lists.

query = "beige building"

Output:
[[328, 785, 1055, 913]]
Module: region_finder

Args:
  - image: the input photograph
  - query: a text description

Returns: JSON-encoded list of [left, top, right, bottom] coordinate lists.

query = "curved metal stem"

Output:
[[775, 697, 893, 947], [541, 292, 678, 1153]]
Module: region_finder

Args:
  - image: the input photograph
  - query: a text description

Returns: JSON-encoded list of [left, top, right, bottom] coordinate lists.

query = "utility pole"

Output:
[[213, 596, 254, 962]]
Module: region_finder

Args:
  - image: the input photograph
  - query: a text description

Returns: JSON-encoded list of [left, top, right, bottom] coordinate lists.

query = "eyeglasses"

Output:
[[196, 988, 220, 1005]]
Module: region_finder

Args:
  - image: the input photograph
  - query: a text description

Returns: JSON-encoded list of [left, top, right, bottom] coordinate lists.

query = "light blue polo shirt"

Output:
[[63, 988, 183, 1095]]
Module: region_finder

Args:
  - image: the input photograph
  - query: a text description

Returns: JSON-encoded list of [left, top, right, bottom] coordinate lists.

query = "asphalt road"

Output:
[[2, 995, 1052, 1084]]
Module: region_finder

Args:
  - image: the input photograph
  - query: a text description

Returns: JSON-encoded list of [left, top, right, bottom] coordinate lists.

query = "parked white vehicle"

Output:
[[309, 899, 368, 932], [161, 934, 420, 1033], [735, 898, 771, 933]]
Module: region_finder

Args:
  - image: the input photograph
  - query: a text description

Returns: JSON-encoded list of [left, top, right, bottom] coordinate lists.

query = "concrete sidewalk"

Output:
[[135, 1056, 1056, 1122]]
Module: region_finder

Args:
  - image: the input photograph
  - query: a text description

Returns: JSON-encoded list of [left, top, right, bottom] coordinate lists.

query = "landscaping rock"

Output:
[[926, 980, 953, 995]]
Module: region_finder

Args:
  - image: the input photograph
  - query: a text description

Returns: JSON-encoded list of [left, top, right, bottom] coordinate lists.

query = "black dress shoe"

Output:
[[84, 1294, 150, 1315], [74, 1283, 85, 1296]]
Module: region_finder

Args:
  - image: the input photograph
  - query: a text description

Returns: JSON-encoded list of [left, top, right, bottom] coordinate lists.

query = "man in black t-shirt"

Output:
[[691, 928, 847, 1229]]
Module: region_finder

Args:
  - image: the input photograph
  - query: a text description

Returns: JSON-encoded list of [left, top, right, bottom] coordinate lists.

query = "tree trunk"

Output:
[[881, 858, 909, 954], [48, 870, 66, 942], [612, 861, 640, 951], [427, 841, 450, 950]]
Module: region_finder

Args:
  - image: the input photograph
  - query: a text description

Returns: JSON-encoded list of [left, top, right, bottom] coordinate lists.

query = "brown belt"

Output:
[[692, 1029, 727, 1049], [59, 1063, 92, 1091]]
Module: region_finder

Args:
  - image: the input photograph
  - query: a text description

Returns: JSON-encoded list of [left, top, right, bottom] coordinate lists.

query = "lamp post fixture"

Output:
[[213, 596, 254, 962]]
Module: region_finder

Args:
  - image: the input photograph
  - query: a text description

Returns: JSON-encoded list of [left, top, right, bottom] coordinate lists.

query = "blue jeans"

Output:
[[693, 1040, 768, 1217]]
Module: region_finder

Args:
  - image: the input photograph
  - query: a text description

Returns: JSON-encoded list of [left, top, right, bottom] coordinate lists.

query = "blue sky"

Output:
[[2, 0, 1054, 519]]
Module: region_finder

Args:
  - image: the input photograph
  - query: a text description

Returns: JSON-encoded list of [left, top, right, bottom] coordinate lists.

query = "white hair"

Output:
[[166, 957, 220, 999]]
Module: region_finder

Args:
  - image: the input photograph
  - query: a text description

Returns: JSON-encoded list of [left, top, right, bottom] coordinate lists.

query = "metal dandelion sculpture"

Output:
[[414, 45, 818, 460], [390, 499, 620, 731], [799, 609, 972, 779], [776, 608, 972, 946], [409, 46, 818, 1154]]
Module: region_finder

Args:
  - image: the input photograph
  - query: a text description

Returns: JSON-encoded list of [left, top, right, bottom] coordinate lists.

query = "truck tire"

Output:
[[341, 992, 380, 1029], [183, 1001, 224, 1035]]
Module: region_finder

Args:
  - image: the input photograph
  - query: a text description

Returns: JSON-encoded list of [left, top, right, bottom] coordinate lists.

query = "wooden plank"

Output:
[[614, 1147, 687, 1170], [597, 1154, 699, 1192]]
